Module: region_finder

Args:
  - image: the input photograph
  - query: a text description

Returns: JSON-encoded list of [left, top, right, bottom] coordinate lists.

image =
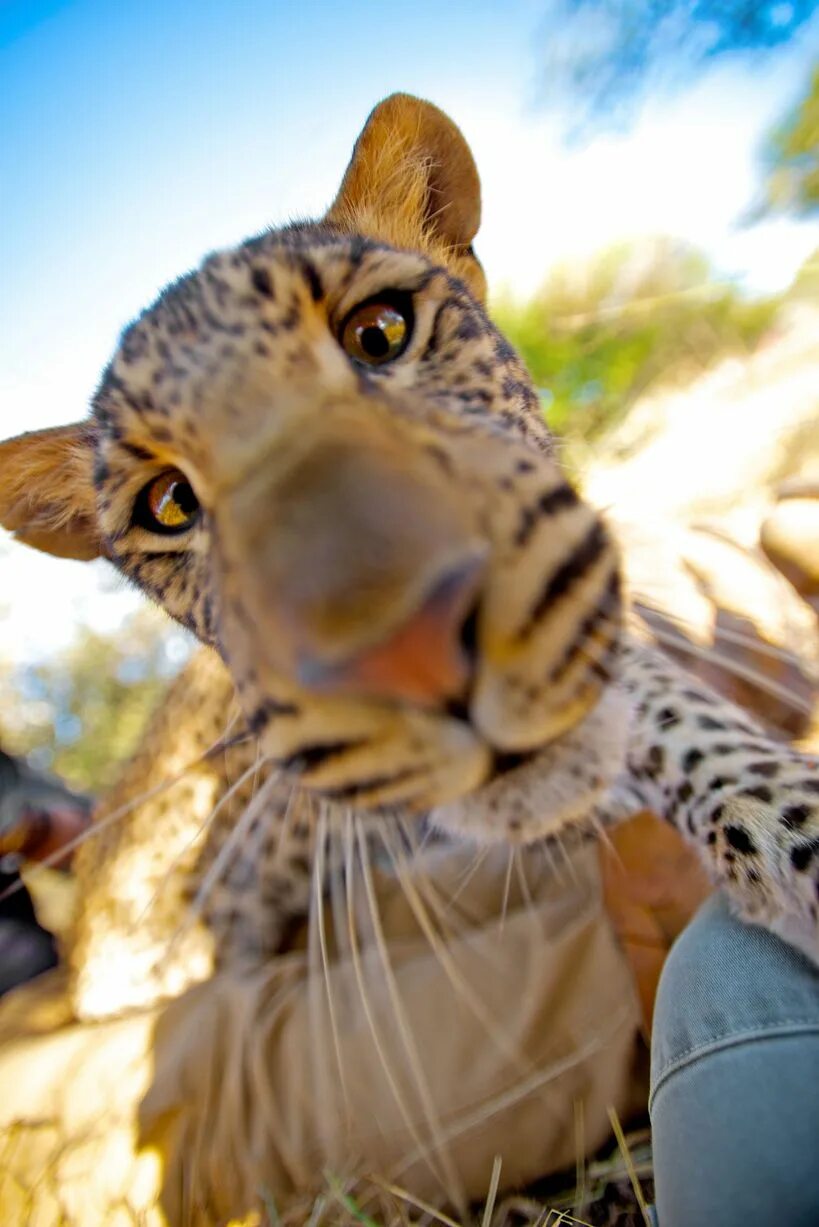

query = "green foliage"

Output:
[[0, 608, 190, 795], [761, 64, 819, 217], [492, 237, 780, 448]]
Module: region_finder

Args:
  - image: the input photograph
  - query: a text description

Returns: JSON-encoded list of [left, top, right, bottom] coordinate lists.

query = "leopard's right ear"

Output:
[[0, 423, 102, 561], [327, 93, 487, 300]]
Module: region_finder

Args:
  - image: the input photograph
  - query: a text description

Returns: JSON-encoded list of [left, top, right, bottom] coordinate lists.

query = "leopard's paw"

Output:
[[712, 765, 819, 965]]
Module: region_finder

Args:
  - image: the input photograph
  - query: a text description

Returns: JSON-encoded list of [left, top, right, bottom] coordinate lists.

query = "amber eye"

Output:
[[340, 297, 411, 366], [136, 470, 200, 534]]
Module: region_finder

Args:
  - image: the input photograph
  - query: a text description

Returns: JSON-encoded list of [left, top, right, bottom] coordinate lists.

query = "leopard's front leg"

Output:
[[609, 638, 819, 963]]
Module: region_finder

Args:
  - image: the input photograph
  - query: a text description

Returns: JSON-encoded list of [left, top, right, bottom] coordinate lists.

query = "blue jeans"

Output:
[[649, 892, 819, 1226]]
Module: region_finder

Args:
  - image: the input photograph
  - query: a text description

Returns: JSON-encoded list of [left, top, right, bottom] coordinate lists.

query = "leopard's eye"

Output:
[[136, 470, 200, 534], [340, 297, 411, 366]]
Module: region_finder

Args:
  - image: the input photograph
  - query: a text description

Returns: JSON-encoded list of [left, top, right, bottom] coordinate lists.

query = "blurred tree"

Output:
[[539, 0, 818, 133], [493, 237, 780, 449], [758, 65, 819, 216], [0, 609, 191, 795]]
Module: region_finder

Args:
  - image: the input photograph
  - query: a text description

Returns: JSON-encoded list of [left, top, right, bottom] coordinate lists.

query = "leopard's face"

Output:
[[92, 228, 621, 813], [0, 93, 622, 819]]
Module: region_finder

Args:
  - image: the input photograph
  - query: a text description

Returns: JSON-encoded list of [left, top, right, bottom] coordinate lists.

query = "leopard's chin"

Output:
[[427, 686, 630, 846]]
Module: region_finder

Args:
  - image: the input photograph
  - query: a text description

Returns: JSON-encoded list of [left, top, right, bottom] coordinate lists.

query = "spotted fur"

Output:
[[1, 94, 817, 1019]]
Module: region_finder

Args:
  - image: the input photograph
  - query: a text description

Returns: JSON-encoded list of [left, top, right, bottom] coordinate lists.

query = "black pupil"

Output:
[[171, 481, 198, 516], [360, 325, 390, 358]]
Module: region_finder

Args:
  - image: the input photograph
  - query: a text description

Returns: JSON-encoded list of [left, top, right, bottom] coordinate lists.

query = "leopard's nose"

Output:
[[296, 552, 485, 706]]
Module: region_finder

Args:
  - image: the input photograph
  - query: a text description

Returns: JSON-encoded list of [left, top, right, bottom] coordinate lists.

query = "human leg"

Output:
[[650, 891, 819, 1226]]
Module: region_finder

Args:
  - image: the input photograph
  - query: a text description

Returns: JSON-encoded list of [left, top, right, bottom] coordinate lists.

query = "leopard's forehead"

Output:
[[90, 224, 513, 478], [98, 227, 439, 420], [89, 219, 546, 511]]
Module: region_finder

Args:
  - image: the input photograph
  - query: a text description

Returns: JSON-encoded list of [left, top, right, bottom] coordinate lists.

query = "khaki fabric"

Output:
[[0, 825, 706, 1225]]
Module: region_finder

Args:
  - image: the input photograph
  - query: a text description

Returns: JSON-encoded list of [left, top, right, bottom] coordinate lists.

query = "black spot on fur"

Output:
[[251, 267, 274, 298], [502, 375, 530, 402], [681, 688, 710, 703], [456, 315, 482, 342], [656, 706, 680, 729], [748, 761, 779, 779], [514, 484, 579, 548], [739, 784, 773, 803], [120, 440, 156, 462], [682, 748, 704, 773], [300, 257, 323, 302], [724, 825, 756, 855], [246, 698, 299, 732], [645, 744, 665, 777], [319, 766, 422, 801], [519, 521, 608, 638], [423, 299, 448, 357], [781, 804, 811, 830], [791, 839, 819, 871], [274, 740, 365, 774]]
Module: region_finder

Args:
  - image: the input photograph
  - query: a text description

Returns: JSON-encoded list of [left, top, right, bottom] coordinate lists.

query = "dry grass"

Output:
[[259, 1126, 653, 1227]]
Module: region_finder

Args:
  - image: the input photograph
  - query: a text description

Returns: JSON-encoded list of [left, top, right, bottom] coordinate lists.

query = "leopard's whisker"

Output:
[[553, 831, 581, 885], [0, 734, 256, 905], [380, 823, 470, 981], [499, 845, 514, 935], [631, 595, 819, 672], [571, 585, 816, 723], [392, 819, 515, 975], [440, 841, 493, 911], [341, 812, 448, 1194], [379, 825, 531, 1073], [513, 846, 536, 916], [392, 816, 473, 944], [538, 837, 565, 886], [355, 820, 465, 1213], [203, 726, 256, 759], [307, 806, 350, 1133], [588, 809, 620, 863], [390, 1002, 634, 1185], [274, 773, 302, 863], [394, 812, 438, 876], [163, 768, 279, 961], [645, 626, 816, 716], [133, 754, 269, 927]]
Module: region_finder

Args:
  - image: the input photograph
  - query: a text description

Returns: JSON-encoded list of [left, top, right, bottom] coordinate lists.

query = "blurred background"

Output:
[[1, 0, 818, 796]]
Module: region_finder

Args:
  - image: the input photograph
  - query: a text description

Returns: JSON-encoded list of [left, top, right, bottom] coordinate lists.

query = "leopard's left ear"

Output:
[[0, 423, 102, 561], [327, 93, 487, 301]]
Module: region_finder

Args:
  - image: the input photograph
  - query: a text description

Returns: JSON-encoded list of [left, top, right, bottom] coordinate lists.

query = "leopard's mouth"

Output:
[[252, 674, 608, 822], [443, 697, 539, 779]]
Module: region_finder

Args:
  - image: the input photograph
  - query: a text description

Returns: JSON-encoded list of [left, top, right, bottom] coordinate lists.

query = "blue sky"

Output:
[[1, 0, 818, 661]]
